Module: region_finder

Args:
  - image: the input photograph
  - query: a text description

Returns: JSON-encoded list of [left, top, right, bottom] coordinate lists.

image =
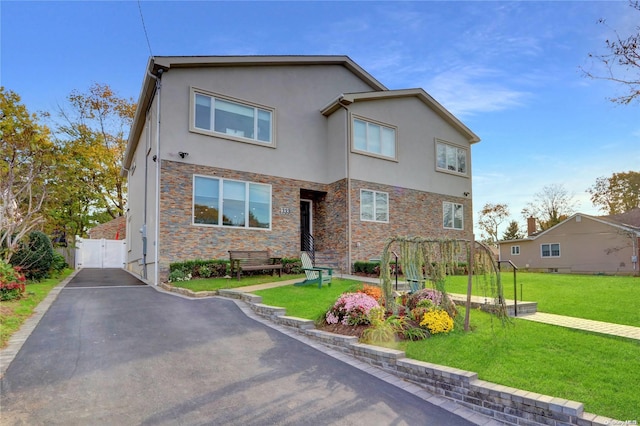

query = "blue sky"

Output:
[[2, 1, 638, 237]]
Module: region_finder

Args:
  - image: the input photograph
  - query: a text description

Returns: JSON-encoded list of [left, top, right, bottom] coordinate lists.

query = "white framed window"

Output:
[[443, 201, 464, 230], [436, 140, 467, 175], [353, 117, 396, 159], [193, 175, 271, 229], [511, 246, 520, 255], [541, 243, 560, 258], [191, 88, 274, 145], [360, 189, 389, 222]]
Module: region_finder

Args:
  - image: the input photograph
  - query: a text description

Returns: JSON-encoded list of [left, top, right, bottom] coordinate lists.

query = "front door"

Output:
[[300, 199, 313, 251]]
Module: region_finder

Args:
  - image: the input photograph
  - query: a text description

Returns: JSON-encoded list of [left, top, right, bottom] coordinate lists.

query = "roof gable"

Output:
[[320, 88, 480, 143], [123, 55, 388, 171], [500, 212, 640, 244]]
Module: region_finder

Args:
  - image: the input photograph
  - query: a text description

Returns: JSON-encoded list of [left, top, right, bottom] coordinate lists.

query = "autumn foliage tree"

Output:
[[587, 171, 640, 215], [47, 83, 135, 237], [477, 203, 509, 247], [0, 87, 57, 261]]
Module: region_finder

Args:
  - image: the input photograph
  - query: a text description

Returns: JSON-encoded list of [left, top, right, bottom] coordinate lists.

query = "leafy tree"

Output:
[[501, 220, 525, 241], [521, 184, 577, 231], [47, 83, 135, 237], [0, 87, 57, 261], [477, 203, 509, 247], [582, 1, 640, 105], [587, 171, 640, 215]]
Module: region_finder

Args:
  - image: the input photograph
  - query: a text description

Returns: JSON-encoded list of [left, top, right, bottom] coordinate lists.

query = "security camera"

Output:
[[178, 151, 189, 159]]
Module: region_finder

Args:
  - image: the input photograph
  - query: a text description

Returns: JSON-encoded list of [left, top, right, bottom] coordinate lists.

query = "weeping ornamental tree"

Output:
[[379, 236, 507, 331]]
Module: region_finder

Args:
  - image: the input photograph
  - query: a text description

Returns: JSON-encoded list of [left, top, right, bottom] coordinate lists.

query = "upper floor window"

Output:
[[360, 189, 389, 222], [443, 201, 463, 230], [436, 140, 467, 175], [511, 246, 520, 255], [193, 175, 271, 229], [192, 89, 273, 145], [541, 243, 560, 258], [353, 117, 396, 159]]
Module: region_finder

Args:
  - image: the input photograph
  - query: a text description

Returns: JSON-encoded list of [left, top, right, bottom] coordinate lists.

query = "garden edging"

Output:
[[218, 288, 621, 426]]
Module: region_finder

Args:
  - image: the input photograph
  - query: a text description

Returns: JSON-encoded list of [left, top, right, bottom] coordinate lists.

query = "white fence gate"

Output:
[[75, 237, 126, 269]]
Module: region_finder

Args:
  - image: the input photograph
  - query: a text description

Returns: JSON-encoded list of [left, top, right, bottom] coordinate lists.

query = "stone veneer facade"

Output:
[[159, 160, 472, 280]]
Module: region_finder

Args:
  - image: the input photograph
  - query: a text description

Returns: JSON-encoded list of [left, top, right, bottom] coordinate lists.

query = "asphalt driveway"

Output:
[[1, 269, 476, 425]]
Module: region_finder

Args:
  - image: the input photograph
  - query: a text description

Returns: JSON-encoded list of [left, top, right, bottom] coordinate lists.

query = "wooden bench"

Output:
[[228, 250, 283, 280]]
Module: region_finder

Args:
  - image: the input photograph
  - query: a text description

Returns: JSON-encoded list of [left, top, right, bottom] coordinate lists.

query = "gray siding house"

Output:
[[122, 56, 480, 284]]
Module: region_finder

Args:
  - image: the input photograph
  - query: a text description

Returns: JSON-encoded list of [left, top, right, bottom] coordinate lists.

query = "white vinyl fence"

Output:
[[75, 237, 126, 269]]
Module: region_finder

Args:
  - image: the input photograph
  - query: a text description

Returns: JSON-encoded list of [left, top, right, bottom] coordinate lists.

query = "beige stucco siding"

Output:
[[500, 215, 638, 275], [125, 96, 160, 282], [157, 65, 374, 184], [346, 97, 472, 198]]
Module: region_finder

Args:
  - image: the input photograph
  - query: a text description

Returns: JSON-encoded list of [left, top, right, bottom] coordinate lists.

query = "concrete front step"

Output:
[[448, 292, 538, 317]]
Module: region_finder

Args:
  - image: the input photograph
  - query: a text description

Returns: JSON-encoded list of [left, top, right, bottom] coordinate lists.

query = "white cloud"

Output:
[[423, 66, 531, 116]]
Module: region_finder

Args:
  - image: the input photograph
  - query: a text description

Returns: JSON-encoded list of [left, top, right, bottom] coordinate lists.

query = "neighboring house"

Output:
[[499, 211, 640, 275], [87, 216, 127, 240], [122, 56, 480, 284]]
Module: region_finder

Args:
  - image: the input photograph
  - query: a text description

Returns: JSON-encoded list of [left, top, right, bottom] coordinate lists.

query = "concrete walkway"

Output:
[[516, 312, 640, 340], [236, 274, 640, 342]]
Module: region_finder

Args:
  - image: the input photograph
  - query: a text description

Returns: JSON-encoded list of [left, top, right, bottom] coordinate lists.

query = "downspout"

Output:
[[153, 68, 163, 285], [141, 69, 158, 280], [338, 96, 352, 274]]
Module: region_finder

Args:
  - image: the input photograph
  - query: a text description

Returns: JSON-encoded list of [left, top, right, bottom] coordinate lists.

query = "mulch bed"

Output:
[[318, 318, 425, 341], [318, 322, 369, 338]]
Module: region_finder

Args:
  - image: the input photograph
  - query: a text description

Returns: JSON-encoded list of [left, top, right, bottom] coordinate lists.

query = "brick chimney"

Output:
[[527, 217, 537, 236]]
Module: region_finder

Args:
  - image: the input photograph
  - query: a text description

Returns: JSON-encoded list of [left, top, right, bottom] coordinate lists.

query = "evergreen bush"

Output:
[[10, 231, 55, 281]]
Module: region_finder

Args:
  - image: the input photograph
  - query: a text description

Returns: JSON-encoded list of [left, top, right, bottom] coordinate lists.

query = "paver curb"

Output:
[[217, 291, 623, 426], [0, 268, 80, 378]]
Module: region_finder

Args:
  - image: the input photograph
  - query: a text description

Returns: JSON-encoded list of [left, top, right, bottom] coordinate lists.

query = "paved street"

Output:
[[0, 269, 476, 425]]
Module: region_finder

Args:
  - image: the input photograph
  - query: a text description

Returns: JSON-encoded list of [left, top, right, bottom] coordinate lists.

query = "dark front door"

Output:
[[300, 200, 312, 251]]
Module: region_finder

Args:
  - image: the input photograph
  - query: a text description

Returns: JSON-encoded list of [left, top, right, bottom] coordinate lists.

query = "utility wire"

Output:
[[138, 0, 154, 58]]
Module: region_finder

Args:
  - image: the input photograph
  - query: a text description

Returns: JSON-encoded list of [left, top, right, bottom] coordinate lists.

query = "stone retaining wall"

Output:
[[222, 289, 620, 426]]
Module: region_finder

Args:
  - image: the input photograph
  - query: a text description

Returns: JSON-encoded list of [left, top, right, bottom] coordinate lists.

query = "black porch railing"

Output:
[[302, 232, 315, 266]]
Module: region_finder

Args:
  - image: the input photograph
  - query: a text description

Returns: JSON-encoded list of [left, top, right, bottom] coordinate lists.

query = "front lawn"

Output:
[[0, 269, 73, 348], [169, 273, 305, 292], [254, 278, 360, 319], [253, 282, 640, 420], [443, 273, 640, 326]]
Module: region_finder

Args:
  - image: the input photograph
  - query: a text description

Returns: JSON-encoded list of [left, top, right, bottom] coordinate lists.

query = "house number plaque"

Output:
[[280, 207, 291, 215]]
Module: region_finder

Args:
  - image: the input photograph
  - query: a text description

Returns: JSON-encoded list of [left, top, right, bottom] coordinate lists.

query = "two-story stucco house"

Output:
[[122, 56, 480, 284]]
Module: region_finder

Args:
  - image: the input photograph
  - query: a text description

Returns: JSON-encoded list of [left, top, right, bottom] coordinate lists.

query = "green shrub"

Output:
[[10, 231, 55, 281], [168, 269, 191, 282], [197, 265, 213, 278], [282, 257, 302, 274], [353, 261, 380, 275], [50, 252, 68, 273], [169, 259, 229, 278]]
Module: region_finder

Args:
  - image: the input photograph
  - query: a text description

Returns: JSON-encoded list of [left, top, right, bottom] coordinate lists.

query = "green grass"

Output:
[[170, 273, 305, 292], [254, 278, 362, 319], [399, 309, 639, 421], [0, 269, 73, 348], [442, 273, 640, 326], [252, 281, 640, 420]]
